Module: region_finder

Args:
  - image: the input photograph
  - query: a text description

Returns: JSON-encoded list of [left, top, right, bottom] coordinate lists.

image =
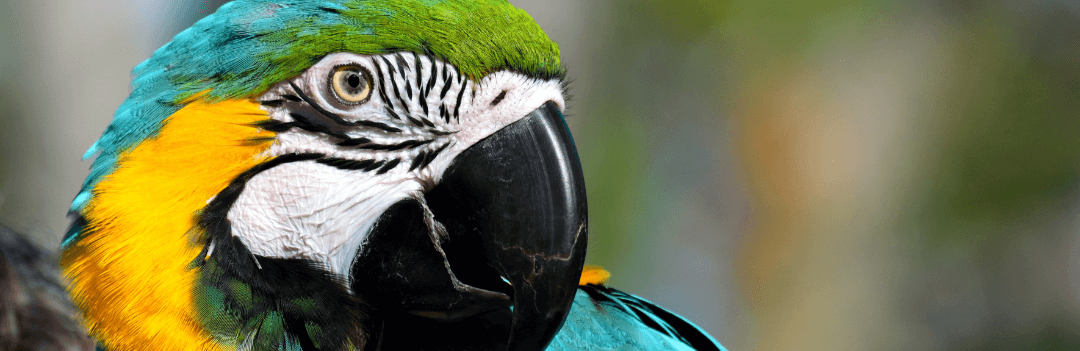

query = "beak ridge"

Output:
[[351, 101, 588, 351], [427, 101, 588, 350]]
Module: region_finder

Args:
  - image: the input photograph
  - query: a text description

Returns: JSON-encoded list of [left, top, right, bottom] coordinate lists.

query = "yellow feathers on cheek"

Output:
[[61, 98, 275, 351]]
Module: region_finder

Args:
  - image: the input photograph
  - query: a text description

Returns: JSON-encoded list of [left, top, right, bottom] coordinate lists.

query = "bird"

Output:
[[0, 225, 94, 351], [58, 1, 727, 350]]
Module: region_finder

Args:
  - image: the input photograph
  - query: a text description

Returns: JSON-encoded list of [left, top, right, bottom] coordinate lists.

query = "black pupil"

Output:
[[346, 73, 361, 89]]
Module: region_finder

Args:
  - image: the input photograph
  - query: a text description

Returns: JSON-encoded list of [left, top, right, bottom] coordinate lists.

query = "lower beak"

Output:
[[349, 101, 588, 350]]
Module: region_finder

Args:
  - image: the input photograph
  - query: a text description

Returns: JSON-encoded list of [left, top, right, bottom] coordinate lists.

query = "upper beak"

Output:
[[349, 101, 588, 351]]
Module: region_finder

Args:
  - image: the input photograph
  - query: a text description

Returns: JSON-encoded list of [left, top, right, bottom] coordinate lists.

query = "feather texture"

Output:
[[550, 285, 727, 351], [68, 0, 563, 234], [0, 226, 94, 351], [61, 99, 275, 351]]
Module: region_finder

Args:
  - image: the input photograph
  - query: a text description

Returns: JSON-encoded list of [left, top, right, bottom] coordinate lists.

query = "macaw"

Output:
[[59, 1, 727, 350]]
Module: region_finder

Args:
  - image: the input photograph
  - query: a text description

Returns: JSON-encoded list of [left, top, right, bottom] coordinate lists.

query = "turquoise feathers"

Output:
[[68, 0, 562, 243], [68, 1, 729, 350], [551, 285, 726, 351]]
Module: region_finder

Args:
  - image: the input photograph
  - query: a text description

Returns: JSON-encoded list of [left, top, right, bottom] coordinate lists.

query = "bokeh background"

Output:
[[3, 0, 1080, 349]]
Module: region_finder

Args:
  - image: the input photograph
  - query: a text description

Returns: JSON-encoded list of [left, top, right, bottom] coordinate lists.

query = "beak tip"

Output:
[[409, 101, 588, 350], [503, 220, 588, 351]]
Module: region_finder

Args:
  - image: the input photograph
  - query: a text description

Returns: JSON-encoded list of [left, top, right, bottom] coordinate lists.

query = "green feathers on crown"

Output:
[[184, 0, 564, 101], [68, 0, 562, 236]]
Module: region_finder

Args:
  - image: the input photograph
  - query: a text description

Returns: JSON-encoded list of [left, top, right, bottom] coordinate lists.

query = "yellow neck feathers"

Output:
[[62, 98, 275, 351], [579, 265, 611, 286]]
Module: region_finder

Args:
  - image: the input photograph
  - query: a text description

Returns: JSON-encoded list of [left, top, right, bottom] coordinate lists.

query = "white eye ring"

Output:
[[329, 65, 372, 105]]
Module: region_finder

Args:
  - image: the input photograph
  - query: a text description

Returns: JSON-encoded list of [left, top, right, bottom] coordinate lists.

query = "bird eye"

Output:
[[329, 65, 372, 105]]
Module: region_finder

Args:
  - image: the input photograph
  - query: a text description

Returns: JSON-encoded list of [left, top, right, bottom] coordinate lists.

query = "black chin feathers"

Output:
[[194, 154, 374, 351]]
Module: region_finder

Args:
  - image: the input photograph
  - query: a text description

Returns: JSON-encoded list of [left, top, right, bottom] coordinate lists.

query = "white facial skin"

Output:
[[226, 52, 566, 278]]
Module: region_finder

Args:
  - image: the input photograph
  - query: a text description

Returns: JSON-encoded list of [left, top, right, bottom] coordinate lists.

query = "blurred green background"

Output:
[[3, 0, 1080, 349]]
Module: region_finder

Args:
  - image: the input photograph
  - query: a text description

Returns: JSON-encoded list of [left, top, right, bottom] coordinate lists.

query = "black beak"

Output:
[[428, 101, 589, 350], [349, 101, 588, 350]]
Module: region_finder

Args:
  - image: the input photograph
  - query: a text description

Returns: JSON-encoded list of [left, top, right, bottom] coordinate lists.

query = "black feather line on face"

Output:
[[408, 151, 428, 171], [382, 57, 411, 115], [426, 59, 438, 97], [376, 158, 401, 174], [317, 158, 376, 170], [352, 139, 435, 151], [415, 152, 434, 171], [414, 53, 424, 97], [420, 117, 435, 128], [491, 90, 507, 106], [252, 120, 294, 133], [394, 53, 409, 79], [439, 77, 454, 101], [406, 115, 425, 128], [315, 158, 351, 168], [289, 82, 402, 133], [362, 160, 386, 172], [373, 59, 394, 109], [384, 106, 402, 121], [453, 82, 467, 122], [442, 61, 450, 83], [259, 99, 285, 107], [288, 112, 351, 139], [418, 82, 429, 117], [257, 86, 449, 162], [337, 138, 373, 147], [196, 153, 374, 350], [261, 54, 463, 170], [419, 142, 450, 169]]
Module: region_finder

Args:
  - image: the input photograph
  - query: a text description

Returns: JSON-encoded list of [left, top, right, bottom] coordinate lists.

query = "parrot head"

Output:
[[60, 1, 587, 350]]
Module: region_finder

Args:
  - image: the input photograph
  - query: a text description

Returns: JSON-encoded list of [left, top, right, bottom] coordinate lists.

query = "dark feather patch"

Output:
[[259, 99, 285, 107], [491, 90, 507, 106], [414, 53, 424, 96], [376, 159, 401, 174], [362, 160, 386, 172], [420, 117, 435, 128], [197, 154, 374, 350], [406, 115, 425, 128], [439, 77, 454, 101], [426, 58, 438, 95], [0, 225, 94, 351], [420, 143, 450, 169], [289, 82, 402, 133], [252, 120, 294, 133], [383, 57, 411, 115], [373, 59, 394, 108], [384, 106, 402, 121], [336, 138, 373, 147], [408, 151, 428, 171], [453, 82, 467, 121], [394, 53, 409, 78]]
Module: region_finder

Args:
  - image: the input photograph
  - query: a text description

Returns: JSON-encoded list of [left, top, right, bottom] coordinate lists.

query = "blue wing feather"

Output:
[[549, 285, 727, 351]]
